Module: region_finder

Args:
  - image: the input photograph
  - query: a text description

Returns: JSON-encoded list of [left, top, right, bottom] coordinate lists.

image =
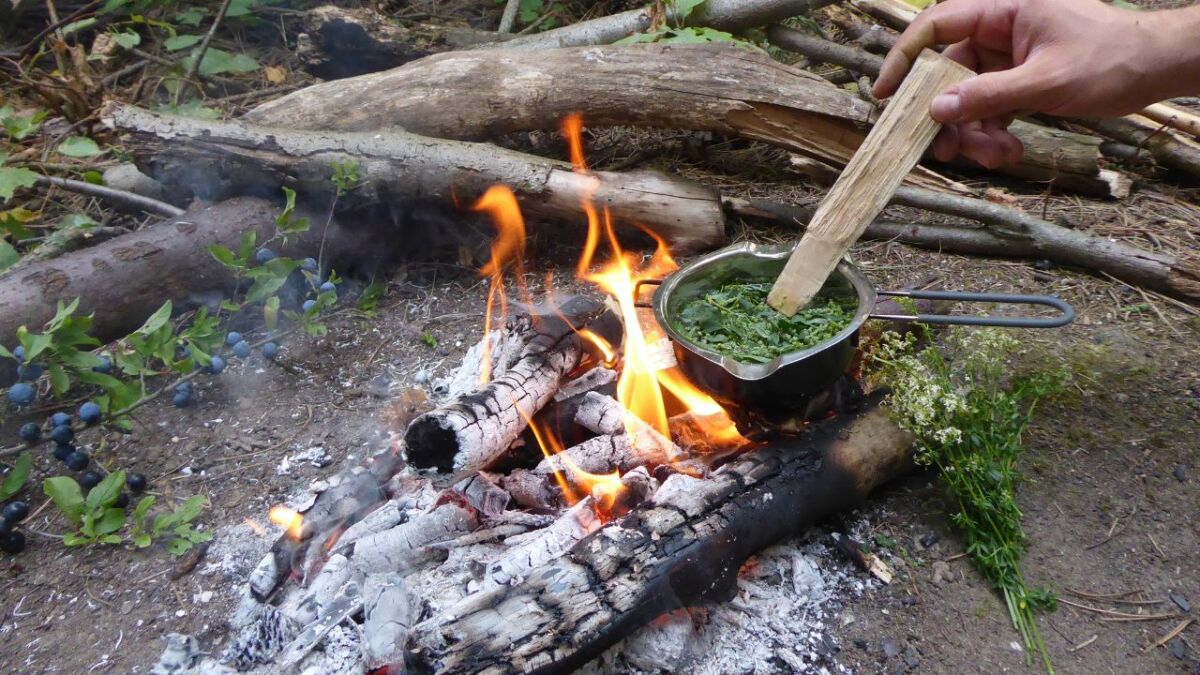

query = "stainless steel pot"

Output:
[[642, 242, 1075, 413]]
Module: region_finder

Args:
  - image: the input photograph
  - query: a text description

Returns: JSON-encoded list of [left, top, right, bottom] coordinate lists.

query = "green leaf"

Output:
[[275, 187, 311, 234], [208, 244, 239, 269], [0, 240, 17, 273], [189, 48, 260, 76], [237, 231, 257, 261], [86, 470, 126, 510], [95, 507, 127, 535], [57, 136, 104, 158], [175, 8, 205, 26], [173, 495, 207, 524], [0, 166, 38, 202], [60, 213, 98, 229], [82, 170, 104, 185], [671, 0, 707, 20], [133, 495, 155, 527], [0, 452, 32, 501], [62, 17, 99, 36], [63, 532, 92, 546], [135, 301, 173, 336], [134, 533, 152, 548], [21, 332, 53, 361], [0, 208, 37, 240], [48, 363, 70, 394], [100, 534, 124, 544], [44, 476, 85, 526], [164, 34, 202, 51], [226, 0, 262, 18], [166, 538, 193, 556], [244, 258, 299, 304], [264, 296, 280, 331], [111, 30, 141, 49]]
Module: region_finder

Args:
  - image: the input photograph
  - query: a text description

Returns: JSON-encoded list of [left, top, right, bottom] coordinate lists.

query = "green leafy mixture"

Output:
[[673, 280, 857, 363]]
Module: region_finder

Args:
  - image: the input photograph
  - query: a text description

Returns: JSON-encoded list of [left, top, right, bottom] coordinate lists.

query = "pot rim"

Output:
[[651, 241, 876, 382]]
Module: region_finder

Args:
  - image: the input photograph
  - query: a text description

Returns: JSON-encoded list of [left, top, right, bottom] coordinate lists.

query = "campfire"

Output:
[[168, 115, 915, 675]]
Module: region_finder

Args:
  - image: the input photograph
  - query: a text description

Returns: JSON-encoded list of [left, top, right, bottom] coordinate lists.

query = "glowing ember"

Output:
[[269, 506, 304, 541]]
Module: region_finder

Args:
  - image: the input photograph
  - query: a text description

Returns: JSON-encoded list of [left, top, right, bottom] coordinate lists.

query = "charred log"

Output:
[[410, 396, 913, 673]]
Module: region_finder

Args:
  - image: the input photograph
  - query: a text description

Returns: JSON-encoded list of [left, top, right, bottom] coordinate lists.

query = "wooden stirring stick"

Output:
[[767, 49, 974, 316]]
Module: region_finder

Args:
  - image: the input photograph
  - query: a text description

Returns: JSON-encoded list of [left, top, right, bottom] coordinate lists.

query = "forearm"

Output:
[[1143, 5, 1200, 100]]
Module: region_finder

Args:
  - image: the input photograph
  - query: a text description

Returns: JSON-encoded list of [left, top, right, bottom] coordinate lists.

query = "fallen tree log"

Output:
[[245, 43, 1126, 197], [103, 103, 728, 254], [410, 395, 914, 673], [765, 25, 1131, 198]]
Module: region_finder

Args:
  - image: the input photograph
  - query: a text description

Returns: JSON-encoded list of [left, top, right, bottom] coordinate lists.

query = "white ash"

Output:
[[277, 446, 334, 474], [286, 554, 353, 626], [203, 521, 276, 582], [555, 366, 617, 401], [486, 497, 601, 587], [328, 500, 406, 555], [362, 573, 418, 669]]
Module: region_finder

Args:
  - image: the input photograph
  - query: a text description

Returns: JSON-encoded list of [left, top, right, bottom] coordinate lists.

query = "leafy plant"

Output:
[[672, 279, 857, 363], [615, 0, 750, 46], [0, 151, 39, 204], [0, 453, 32, 501], [44, 471, 128, 546], [330, 161, 360, 198], [868, 328, 1067, 673], [56, 136, 105, 158], [128, 494, 212, 555], [0, 105, 47, 141], [0, 299, 104, 395]]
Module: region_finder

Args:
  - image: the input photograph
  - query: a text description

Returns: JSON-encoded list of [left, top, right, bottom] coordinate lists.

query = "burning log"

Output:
[[404, 296, 621, 474], [103, 103, 728, 254], [245, 43, 1118, 196], [410, 396, 915, 673], [348, 502, 479, 575], [454, 473, 512, 518], [486, 497, 602, 587]]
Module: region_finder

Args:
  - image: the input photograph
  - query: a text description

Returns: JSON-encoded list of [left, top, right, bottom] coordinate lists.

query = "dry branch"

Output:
[[411, 397, 914, 673], [104, 103, 727, 253]]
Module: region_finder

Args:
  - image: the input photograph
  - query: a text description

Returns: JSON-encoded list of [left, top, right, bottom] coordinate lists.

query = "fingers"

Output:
[[874, 0, 994, 98], [940, 119, 1024, 168], [931, 125, 960, 162], [931, 65, 1045, 124]]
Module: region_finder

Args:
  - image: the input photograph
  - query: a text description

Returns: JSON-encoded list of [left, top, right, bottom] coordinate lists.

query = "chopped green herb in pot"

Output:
[[673, 281, 857, 363]]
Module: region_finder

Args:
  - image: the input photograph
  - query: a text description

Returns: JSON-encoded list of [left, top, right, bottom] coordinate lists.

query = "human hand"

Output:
[[872, 0, 1200, 168]]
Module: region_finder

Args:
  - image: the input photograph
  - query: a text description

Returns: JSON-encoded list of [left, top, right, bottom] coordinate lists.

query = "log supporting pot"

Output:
[[644, 242, 1074, 413]]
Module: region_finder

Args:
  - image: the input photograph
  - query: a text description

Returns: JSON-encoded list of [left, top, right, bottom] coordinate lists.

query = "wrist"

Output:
[[1140, 5, 1200, 100]]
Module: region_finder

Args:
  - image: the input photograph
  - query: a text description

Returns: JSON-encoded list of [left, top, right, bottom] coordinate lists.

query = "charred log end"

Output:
[[404, 416, 458, 473]]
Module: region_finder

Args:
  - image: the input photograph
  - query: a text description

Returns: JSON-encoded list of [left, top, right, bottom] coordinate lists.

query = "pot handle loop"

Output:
[[633, 279, 662, 309], [871, 290, 1075, 328]]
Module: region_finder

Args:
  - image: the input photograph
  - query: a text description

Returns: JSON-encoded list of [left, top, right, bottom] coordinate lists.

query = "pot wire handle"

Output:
[[872, 290, 1075, 328], [633, 279, 663, 309]]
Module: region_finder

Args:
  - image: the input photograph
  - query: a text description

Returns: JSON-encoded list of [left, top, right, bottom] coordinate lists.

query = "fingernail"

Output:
[[931, 94, 961, 122]]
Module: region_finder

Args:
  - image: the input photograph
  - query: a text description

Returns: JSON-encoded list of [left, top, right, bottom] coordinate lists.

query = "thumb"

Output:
[[930, 65, 1050, 124]]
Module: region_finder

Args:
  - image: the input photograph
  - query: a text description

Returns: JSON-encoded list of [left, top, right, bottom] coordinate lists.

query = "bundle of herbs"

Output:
[[868, 327, 1067, 674], [672, 280, 857, 363]]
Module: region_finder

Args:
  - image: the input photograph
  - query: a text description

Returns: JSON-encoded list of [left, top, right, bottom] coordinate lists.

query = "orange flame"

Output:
[[269, 506, 304, 541], [472, 185, 533, 384], [520, 402, 625, 511], [562, 114, 588, 172]]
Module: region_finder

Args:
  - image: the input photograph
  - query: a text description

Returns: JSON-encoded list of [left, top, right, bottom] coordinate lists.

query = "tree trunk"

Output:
[[410, 397, 914, 674], [245, 43, 1125, 196], [103, 103, 728, 254]]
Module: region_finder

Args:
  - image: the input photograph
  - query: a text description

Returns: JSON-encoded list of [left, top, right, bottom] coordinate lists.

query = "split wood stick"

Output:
[[768, 49, 973, 315]]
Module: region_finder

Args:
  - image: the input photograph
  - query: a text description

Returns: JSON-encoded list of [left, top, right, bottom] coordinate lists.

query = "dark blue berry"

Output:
[[114, 492, 130, 509], [50, 425, 74, 444], [173, 390, 192, 408], [3, 501, 29, 523], [302, 299, 317, 313], [207, 355, 226, 375], [16, 363, 45, 381], [50, 412, 71, 427], [0, 519, 9, 537], [11, 345, 24, 362], [175, 381, 193, 394], [225, 331, 243, 346], [319, 281, 337, 295], [126, 473, 147, 493], [7, 383, 35, 406], [301, 257, 318, 272], [255, 248, 276, 264], [53, 443, 73, 461], [232, 340, 251, 359], [261, 342, 279, 360], [0, 531, 26, 554], [79, 401, 101, 425], [65, 451, 89, 471], [19, 423, 40, 443], [93, 356, 112, 373], [79, 471, 102, 490], [177, 345, 192, 360]]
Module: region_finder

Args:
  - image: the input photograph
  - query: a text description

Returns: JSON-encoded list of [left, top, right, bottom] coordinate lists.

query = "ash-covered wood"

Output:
[[349, 502, 478, 575], [454, 473, 511, 518], [362, 572, 420, 670], [410, 397, 914, 673], [404, 296, 620, 473], [485, 498, 602, 587], [572, 392, 681, 459]]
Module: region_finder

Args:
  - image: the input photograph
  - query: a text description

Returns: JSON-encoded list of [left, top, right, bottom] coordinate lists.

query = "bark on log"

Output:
[[765, 26, 1131, 198], [245, 43, 1123, 196], [104, 103, 727, 254], [410, 396, 914, 673], [1076, 115, 1200, 177], [404, 297, 621, 474]]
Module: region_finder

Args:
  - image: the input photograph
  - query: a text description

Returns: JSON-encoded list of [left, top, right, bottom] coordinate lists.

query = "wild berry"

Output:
[[3, 501, 29, 523], [173, 390, 192, 408], [79, 471, 102, 491], [11, 345, 24, 362], [319, 281, 337, 295], [19, 423, 40, 443], [301, 257, 318, 272], [114, 492, 130, 509], [93, 356, 112, 373], [255, 248, 276, 264], [126, 473, 147, 493], [0, 531, 26, 554], [50, 412, 71, 427], [232, 340, 251, 359], [261, 342, 279, 360], [0, 519, 9, 537], [65, 451, 90, 472], [7, 383, 35, 406], [225, 331, 243, 346], [79, 401, 101, 425], [175, 381, 193, 394], [207, 355, 226, 375], [302, 299, 317, 313], [53, 443, 73, 462], [50, 425, 74, 444], [16, 363, 45, 381]]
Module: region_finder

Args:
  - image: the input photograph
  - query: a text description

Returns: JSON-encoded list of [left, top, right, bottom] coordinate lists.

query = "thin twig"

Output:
[[1067, 634, 1097, 652], [1144, 618, 1194, 652], [1065, 587, 1147, 601], [174, 0, 235, 106], [18, 0, 104, 59], [498, 0, 521, 33], [35, 175, 184, 217]]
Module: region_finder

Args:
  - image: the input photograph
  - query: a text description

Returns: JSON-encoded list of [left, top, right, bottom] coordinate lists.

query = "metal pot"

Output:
[[643, 242, 1075, 413]]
